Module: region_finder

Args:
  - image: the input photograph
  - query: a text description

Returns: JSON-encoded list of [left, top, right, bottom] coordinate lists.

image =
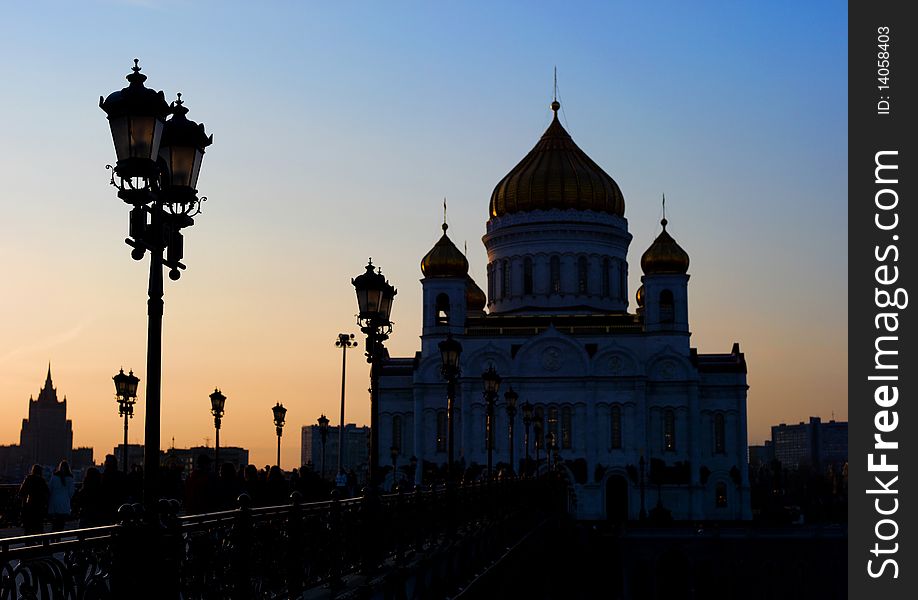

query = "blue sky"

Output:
[[0, 2, 847, 467]]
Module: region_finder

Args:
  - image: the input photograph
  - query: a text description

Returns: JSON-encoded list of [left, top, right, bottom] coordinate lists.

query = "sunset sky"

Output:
[[0, 1, 847, 469]]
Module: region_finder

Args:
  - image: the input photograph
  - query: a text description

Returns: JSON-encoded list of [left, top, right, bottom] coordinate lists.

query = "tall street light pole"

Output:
[[101, 60, 213, 516], [481, 365, 501, 482], [273, 403, 287, 468], [113, 369, 140, 473], [504, 386, 518, 477], [521, 401, 532, 477], [318, 414, 330, 479], [209, 389, 226, 468], [352, 260, 396, 489], [438, 334, 462, 483], [334, 333, 356, 476]]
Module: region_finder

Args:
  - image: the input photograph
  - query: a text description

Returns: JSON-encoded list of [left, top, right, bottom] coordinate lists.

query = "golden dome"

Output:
[[466, 276, 486, 311], [421, 223, 469, 278], [635, 284, 645, 307], [640, 219, 689, 275], [489, 101, 625, 218]]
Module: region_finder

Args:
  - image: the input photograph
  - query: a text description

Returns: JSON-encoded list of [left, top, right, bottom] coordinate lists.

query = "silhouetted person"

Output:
[[101, 454, 127, 520], [126, 463, 144, 503], [217, 462, 241, 510], [19, 464, 49, 534], [74, 467, 107, 527], [185, 454, 216, 514], [242, 464, 263, 506], [48, 460, 75, 531], [265, 466, 288, 506]]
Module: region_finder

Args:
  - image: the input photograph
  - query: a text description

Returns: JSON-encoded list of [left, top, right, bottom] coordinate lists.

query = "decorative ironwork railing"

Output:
[[0, 478, 562, 599]]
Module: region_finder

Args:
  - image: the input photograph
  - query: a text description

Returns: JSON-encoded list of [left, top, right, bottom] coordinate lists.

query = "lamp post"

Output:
[[521, 401, 532, 477], [318, 414, 330, 479], [482, 365, 502, 482], [352, 260, 396, 488], [334, 333, 357, 476], [390, 445, 399, 490], [101, 60, 213, 515], [273, 403, 287, 468], [113, 368, 140, 473], [504, 387, 518, 477], [639, 453, 647, 521], [546, 432, 556, 472], [534, 419, 543, 475], [209, 388, 226, 468], [438, 334, 462, 483]]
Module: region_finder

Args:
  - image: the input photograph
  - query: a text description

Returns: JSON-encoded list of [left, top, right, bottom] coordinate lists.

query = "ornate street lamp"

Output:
[[521, 401, 533, 477], [334, 333, 357, 476], [438, 333, 462, 482], [273, 403, 287, 468], [101, 60, 213, 515], [209, 388, 226, 468], [504, 386, 518, 477], [318, 414, 330, 479], [482, 365, 502, 481], [113, 368, 140, 473], [352, 260, 396, 488]]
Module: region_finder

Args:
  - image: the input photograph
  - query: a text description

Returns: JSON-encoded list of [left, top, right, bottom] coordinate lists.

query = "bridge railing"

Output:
[[0, 477, 563, 599]]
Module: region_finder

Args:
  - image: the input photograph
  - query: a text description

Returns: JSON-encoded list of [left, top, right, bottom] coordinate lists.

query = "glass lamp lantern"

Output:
[[209, 388, 226, 419], [482, 365, 502, 396], [438, 333, 462, 377], [272, 402, 287, 428], [158, 94, 212, 206]]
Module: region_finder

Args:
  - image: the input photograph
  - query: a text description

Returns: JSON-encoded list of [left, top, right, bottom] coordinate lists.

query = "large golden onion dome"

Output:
[[421, 223, 469, 278], [466, 276, 486, 311], [635, 284, 645, 307], [640, 218, 690, 275], [489, 101, 625, 218]]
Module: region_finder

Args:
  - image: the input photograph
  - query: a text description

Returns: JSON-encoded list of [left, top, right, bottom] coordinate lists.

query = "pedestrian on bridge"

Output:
[[19, 464, 49, 535]]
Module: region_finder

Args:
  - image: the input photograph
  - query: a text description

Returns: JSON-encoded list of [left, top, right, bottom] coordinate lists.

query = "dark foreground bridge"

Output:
[[1, 478, 569, 599], [0, 477, 846, 599]]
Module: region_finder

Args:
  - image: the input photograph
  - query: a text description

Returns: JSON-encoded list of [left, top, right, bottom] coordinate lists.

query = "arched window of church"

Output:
[[577, 256, 588, 294], [550, 256, 561, 294], [392, 415, 402, 452], [664, 408, 676, 451], [523, 257, 533, 295], [715, 481, 728, 508], [436, 410, 447, 452], [714, 413, 725, 454], [534, 406, 544, 450], [435, 293, 450, 325], [561, 406, 572, 449], [610, 405, 622, 449], [548, 406, 559, 443], [660, 289, 675, 324], [602, 258, 610, 297], [488, 264, 495, 301], [501, 260, 511, 298]]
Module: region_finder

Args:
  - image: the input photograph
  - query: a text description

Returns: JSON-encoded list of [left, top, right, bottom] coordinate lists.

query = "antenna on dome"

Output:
[[553, 66, 558, 103], [661, 193, 668, 228]]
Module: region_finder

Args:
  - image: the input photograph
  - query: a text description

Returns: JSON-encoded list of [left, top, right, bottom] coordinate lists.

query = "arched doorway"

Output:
[[605, 474, 629, 521]]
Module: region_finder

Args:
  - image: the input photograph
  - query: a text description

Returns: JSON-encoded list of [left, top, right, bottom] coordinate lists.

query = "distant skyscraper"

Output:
[[19, 366, 74, 467], [771, 417, 847, 470], [301, 423, 369, 476]]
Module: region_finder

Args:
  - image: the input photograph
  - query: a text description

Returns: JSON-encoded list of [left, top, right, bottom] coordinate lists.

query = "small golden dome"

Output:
[[640, 218, 689, 275], [636, 284, 645, 307], [421, 223, 469, 278], [489, 101, 625, 218], [466, 276, 486, 311]]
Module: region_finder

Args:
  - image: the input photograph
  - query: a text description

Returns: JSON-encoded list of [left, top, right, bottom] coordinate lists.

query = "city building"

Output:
[[0, 367, 94, 481], [301, 423, 369, 478], [770, 417, 848, 470], [19, 366, 73, 467], [748, 441, 774, 468], [376, 100, 751, 520]]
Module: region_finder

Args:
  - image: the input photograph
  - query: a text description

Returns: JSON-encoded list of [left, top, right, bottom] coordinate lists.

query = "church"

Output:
[[377, 100, 751, 521]]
